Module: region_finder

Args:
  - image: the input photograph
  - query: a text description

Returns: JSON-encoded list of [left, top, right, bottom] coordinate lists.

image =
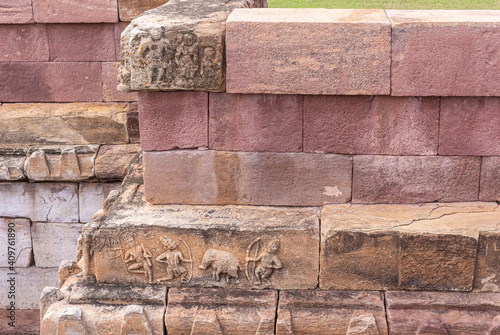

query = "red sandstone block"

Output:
[[102, 62, 138, 102], [118, 0, 170, 21], [353, 155, 481, 204], [480, 157, 500, 202], [114, 22, 130, 61], [304, 96, 439, 155], [0, 24, 49, 62], [0, 0, 33, 23], [226, 9, 391, 95], [439, 97, 500, 156], [209, 93, 302, 152], [33, 0, 118, 23], [0, 62, 103, 102], [388, 10, 500, 96], [47, 24, 116, 61], [138, 92, 208, 151]]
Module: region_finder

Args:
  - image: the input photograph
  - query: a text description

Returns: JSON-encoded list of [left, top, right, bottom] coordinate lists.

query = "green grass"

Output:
[[267, 0, 500, 10]]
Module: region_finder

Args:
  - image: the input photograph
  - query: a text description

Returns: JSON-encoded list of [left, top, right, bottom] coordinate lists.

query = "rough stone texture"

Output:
[[47, 23, 116, 61], [79, 182, 122, 222], [0, 182, 79, 223], [0, 103, 129, 145], [24, 145, 99, 182], [138, 92, 208, 151], [439, 97, 500, 156], [33, 0, 118, 23], [389, 10, 500, 96], [386, 291, 500, 334], [118, 0, 169, 21], [227, 9, 391, 95], [166, 288, 277, 334], [32, 223, 84, 268], [481, 157, 500, 201], [276, 290, 388, 334], [321, 203, 500, 291], [0, 0, 33, 23], [353, 155, 481, 203], [209, 93, 303, 152], [102, 62, 139, 102], [0, 62, 103, 102], [0, 218, 32, 268], [114, 21, 129, 62], [144, 150, 352, 206], [474, 231, 500, 292], [303, 96, 440, 155], [0, 309, 39, 335], [118, 0, 267, 92], [95, 144, 141, 181], [127, 103, 140, 143], [0, 147, 27, 181], [58, 260, 81, 289], [0, 24, 49, 61], [0, 267, 58, 309]]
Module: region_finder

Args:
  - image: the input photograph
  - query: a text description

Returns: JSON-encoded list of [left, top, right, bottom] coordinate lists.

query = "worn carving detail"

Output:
[[0, 148, 26, 181], [155, 236, 193, 283], [246, 239, 282, 286], [199, 249, 242, 284], [123, 233, 154, 284]]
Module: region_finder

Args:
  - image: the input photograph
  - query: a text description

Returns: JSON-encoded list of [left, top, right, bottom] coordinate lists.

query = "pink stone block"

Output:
[[114, 22, 130, 62], [47, 24, 116, 61], [480, 157, 500, 201], [138, 92, 208, 151], [0, 0, 33, 23], [102, 62, 138, 102], [353, 155, 481, 204], [0, 24, 49, 62], [0, 62, 103, 102], [304, 96, 439, 155], [389, 10, 500, 96], [33, 0, 118, 23], [209, 93, 302, 152], [439, 97, 500, 156], [226, 9, 391, 95]]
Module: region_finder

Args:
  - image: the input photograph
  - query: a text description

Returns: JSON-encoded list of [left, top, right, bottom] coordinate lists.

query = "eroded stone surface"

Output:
[[0, 217, 32, 268], [0, 147, 26, 181], [79, 182, 122, 222], [118, 0, 169, 21], [95, 144, 141, 180], [474, 231, 500, 292]]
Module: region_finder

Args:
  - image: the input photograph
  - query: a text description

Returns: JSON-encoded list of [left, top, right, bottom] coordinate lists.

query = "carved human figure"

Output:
[[175, 33, 199, 83], [155, 237, 192, 283], [200, 47, 217, 77], [247, 240, 282, 285], [123, 234, 153, 283], [139, 27, 169, 85]]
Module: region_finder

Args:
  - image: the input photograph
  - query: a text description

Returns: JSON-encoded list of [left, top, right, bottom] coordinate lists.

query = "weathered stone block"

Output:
[[0, 62, 103, 102], [353, 155, 481, 203], [389, 10, 500, 96], [0, 183, 79, 223], [209, 93, 303, 152], [32, 223, 84, 268], [127, 103, 140, 143], [79, 182, 122, 222], [227, 9, 391, 95], [276, 290, 388, 334], [0, 309, 39, 335], [118, 0, 169, 21], [474, 232, 500, 292], [0, 218, 32, 268], [440, 97, 500, 156], [33, 0, 118, 23], [0, 103, 129, 145], [114, 21, 129, 61], [47, 23, 116, 61], [304, 96, 439, 155], [102, 62, 139, 102], [95, 144, 141, 181], [0, 147, 26, 181], [481, 157, 500, 201], [0, 24, 49, 61], [139, 92, 208, 151], [386, 291, 500, 334], [166, 288, 277, 334], [0, 0, 33, 23], [24, 145, 99, 182], [144, 150, 352, 206]]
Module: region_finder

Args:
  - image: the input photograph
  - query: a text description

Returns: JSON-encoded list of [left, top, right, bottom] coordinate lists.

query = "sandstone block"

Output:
[[474, 232, 500, 292], [0, 24, 49, 61], [47, 23, 116, 61], [353, 155, 481, 203], [0, 267, 58, 309], [481, 157, 500, 201], [388, 10, 500, 96], [0, 103, 129, 145], [0, 309, 39, 335], [304, 96, 439, 155], [0, 62, 102, 102], [127, 103, 140, 143], [32, 223, 84, 268], [439, 97, 500, 156], [209, 93, 303, 152], [0, 0, 33, 23], [0, 147, 26, 181], [24, 145, 99, 182], [0, 183, 79, 223], [227, 9, 391, 95], [33, 0, 118, 23], [138, 92, 208, 151], [95, 144, 141, 181], [144, 150, 352, 206], [166, 288, 277, 334], [102, 62, 138, 102], [276, 290, 388, 334], [0, 218, 32, 268], [79, 182, 122, 222], [114, 22, 129, 61], [118, 0, 169, 21], [386, 291, 500, 334]]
